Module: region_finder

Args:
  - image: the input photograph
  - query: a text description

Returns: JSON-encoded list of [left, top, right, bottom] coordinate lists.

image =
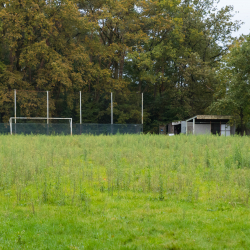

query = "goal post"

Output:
[[9, 117, 72, 136]]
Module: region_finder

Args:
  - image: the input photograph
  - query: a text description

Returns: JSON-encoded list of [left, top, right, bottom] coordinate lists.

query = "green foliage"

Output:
[[0, 0, 242, 130], [209, 36, 250, 135]]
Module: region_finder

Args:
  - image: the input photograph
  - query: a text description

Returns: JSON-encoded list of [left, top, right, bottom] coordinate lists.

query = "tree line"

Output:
[[0, 0, 248, 133]]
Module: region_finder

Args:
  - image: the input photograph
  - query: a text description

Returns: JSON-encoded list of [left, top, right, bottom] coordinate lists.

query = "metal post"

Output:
[[142, 93, 144, 133], [142, 93, 143, 125], [186, 120, 187, 135], [10, 118, 12, 135], [111, 92, 113, 134], [111, 92, 113, 124], [80, 91, 82, 135], [14, 89, 16, 124], [70, 118, 72, 136], [193, 118, 195, 135], [47, 91, 49, 135], [14, 89, 16, 134], [47, 91, 49, 124], [80, 91, 82, 124]]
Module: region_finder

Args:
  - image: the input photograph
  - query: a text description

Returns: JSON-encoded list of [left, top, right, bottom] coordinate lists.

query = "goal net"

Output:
[[9, 117, 72, 135]]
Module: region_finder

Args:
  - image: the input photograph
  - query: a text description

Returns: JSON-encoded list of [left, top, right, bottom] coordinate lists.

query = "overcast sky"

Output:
[[217, 0, 250, 37]]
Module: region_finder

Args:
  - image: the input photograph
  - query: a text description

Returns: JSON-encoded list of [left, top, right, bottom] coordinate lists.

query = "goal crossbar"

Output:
[[9, 117, 72, 136]]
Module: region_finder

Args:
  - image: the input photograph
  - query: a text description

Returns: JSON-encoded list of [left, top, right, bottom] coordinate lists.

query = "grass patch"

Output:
[[0, 134, 250, 249]]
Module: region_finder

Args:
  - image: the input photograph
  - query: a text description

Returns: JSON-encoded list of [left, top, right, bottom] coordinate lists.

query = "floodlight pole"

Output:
[[14, 89, 16, 124], [47, 91, 49, 124], [14, 89, 16, 134], [111, 92, 113, 125], [142, 93, 143, 125], [47, 91, 49, 135], [80, 91, 82, 124], [111, 92, 113, 134]]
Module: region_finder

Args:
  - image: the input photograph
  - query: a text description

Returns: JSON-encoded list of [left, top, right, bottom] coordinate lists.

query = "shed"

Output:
[[168, 115, 236, 136], [185, 115, 235, 136]]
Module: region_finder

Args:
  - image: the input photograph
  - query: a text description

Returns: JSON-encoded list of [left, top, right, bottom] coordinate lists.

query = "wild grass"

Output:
[[0, 134, 250, 249]]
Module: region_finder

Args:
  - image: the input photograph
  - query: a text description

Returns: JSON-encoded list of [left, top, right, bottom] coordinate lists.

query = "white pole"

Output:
[[10, 118, 12, 135], [47, 91, 49, 124], [80, 91, 82, 124], [193, 118, 195, 135], [70, 118, 72, 136], [142, 93, 143, 125], [111, 92, 113, 124], [186, 120, 187, 135], [14, 89, 16, 124]]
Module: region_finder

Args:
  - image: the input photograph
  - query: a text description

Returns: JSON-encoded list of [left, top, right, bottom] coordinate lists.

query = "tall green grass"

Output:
[[0, 134, 250, 249], [1, 134, 249, 206]]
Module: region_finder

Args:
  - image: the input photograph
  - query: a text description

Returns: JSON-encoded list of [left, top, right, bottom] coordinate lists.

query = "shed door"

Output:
[[221, 124, 230, 136], [181, 121, 186, 134], [211, 123, 220, 135]]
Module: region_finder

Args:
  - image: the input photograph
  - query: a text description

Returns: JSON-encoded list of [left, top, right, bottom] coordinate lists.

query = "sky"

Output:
[[216, 0, 250, 37]]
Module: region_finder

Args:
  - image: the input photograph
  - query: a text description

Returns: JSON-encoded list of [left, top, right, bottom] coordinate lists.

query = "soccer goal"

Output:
[[9, 117, 73, 135]]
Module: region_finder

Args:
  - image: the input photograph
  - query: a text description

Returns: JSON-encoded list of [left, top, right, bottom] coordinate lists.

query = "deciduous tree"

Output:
[[209, 36, 250, 135]]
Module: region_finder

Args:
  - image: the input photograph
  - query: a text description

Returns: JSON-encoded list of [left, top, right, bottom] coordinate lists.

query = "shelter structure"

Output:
[[168, 115, 236, 136], [185, 115, 235, 136], [167, 121, 183, 135]]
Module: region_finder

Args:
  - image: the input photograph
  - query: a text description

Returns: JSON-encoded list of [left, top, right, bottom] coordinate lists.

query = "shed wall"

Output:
[[194, 124, 211, 135], [187, 122, 211, 135]]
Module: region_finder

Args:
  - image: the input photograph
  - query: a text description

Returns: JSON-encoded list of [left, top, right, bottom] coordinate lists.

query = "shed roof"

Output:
[[196, 115, 231, 120], [186, 115, 231, 122]]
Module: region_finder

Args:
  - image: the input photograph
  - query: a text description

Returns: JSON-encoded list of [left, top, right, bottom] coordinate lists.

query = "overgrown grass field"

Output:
[[0, 134, 250, 249]]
